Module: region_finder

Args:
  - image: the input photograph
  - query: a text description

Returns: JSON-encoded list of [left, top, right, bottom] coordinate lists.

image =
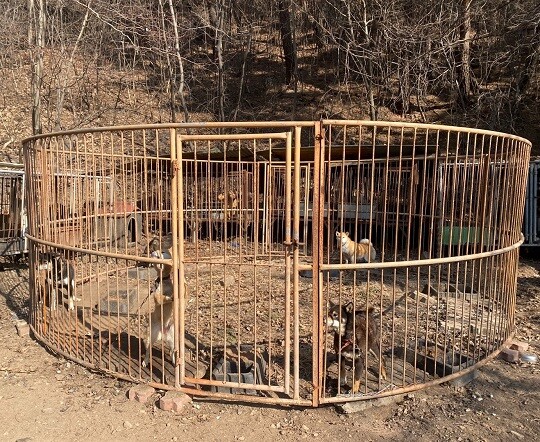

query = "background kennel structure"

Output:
[[22, 121, 530, 407], [0, 163, 27, 258], [523, 158, 540, 246]]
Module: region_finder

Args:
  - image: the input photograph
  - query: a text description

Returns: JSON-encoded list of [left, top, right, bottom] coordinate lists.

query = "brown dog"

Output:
[[326, 301, 387, 393], [142, 245, 188, 368], [335, 231, 376, 263]]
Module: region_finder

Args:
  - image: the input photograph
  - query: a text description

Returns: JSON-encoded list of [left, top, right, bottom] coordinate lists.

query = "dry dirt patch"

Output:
[[0, 258, 538, 442]]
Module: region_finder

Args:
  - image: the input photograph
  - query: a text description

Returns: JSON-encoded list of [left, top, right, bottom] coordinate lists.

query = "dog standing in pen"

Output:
[[142, 244, 188, 368], [38, 252, 79, 311], [335, 231, 377, 263], [326, 301, 387, 393]]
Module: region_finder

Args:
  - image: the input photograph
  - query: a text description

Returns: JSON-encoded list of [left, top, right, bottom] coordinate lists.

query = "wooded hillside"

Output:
[[1, 0, 539, 160]]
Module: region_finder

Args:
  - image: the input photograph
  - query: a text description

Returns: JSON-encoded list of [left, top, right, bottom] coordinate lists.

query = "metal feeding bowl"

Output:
[[520, 353, 538, 364]]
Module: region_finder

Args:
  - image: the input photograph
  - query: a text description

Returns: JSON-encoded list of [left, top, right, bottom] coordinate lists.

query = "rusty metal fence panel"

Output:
[[22, 121, 531, 407], [316, 121, 530, 404]]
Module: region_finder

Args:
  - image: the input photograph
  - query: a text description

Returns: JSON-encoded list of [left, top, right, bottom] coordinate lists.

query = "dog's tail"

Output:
[[359, 239, 377, 261]]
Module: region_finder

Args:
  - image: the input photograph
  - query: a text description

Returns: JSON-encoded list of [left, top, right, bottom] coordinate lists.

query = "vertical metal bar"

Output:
[[311, 120, 324, 407], [293, 126, 301, 399], [177, 133, 187, 386], [170, 129, 180, 386], [531, 161, 540, 243], [284, 131, 292, 395]]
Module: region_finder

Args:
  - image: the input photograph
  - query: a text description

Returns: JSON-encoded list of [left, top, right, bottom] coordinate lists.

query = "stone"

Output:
[[335, 394, 405, 414], [159, 391, 192, 412], [219, 274, 236, 288], [128, 385, 155, 404], [15, 319, 30, 337], [128, 266, 157, 281]]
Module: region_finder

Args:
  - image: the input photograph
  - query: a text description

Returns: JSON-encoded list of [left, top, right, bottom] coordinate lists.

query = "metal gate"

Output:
[[169, 130, 306, 401]]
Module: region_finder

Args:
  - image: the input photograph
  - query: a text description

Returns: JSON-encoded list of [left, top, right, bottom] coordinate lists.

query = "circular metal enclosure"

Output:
[[22, 121, 531, 407]]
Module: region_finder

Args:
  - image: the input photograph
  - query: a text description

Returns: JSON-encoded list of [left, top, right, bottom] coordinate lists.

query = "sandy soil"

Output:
[[0, 257, 539, 442]]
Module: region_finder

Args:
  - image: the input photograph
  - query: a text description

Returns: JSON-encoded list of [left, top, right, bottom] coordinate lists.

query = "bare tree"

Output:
[[28, 0, 45, 135], [278, 0, 297, 87], [215, 0, 226, 122], [165, 0, 190, 123], [457, 0, 475, 106]]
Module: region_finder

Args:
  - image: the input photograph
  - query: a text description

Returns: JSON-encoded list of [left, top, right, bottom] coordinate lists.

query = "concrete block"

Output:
[[509, 341, 529, 353], [448, 368, 480, 388], [500, 347, 519, 363]]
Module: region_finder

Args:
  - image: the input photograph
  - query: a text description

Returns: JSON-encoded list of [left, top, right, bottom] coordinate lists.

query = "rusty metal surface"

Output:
[[22, 121, 531, 407]]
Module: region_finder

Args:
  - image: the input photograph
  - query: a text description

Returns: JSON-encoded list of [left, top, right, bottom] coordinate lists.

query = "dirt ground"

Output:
[[0, 256, 539, 442]]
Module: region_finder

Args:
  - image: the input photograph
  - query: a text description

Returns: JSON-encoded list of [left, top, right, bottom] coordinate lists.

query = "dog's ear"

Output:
[[344, 302, 354, 313], [327, 300, 334, 310], [345, 231, 349, 236]]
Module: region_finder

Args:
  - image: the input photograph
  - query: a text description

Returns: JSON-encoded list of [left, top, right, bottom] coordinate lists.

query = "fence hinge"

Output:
[[172, 159, 179, 175]]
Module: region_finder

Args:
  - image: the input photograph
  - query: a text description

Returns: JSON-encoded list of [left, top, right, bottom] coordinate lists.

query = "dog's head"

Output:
[[150, 249, 173, 277], [218, 191, 239, 209], [326, 301, 354, 335], [37, 252, 62, 271], [335, 231, 351, 247], [146, 234, 173, 255]]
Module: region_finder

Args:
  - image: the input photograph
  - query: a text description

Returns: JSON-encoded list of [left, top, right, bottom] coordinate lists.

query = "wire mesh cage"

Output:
[[22, 121, 531, 407]]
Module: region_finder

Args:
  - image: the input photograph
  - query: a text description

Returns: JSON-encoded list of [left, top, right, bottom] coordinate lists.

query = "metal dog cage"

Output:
[[523, 159, 540, 246], [0, 163, 27, 258], [22, 121, 531, 407]]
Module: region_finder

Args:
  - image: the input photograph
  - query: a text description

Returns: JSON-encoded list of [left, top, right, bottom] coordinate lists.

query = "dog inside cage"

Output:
[[36, 250, 77, 311], [325, 300, 387, 395]]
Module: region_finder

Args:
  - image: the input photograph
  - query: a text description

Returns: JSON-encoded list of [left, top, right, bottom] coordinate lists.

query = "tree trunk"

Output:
[[360, 0, 377, 121], [215, 0, 226, 122], [166, 0, 190, 123], [278, 0, 297, 86], [458, 0, 474, 106], [29, 0, 45, 135], [232, 32, 253, 121]]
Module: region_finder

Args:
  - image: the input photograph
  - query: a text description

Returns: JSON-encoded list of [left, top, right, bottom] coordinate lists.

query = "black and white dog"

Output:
[[38, 253, 78, 311], [326, 301, 387, 393]]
